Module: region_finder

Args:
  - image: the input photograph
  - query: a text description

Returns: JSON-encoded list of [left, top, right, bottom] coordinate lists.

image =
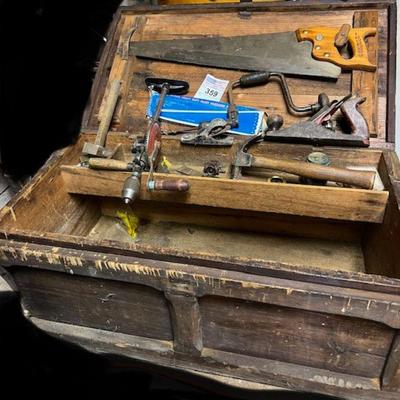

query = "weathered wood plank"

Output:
[[352, 11, 379, 136], [97, 15, 148, 126], [3, 241, 400, 328], [385, 1, 397, 142], [15, 268, 173, 341], [165, 289, 202, 355], [200, 296, 392, 378], [382, 334, 400, 391], [3, 229, 400, 295], [375, 7, 389, 139], [363, 152, 400, 278]]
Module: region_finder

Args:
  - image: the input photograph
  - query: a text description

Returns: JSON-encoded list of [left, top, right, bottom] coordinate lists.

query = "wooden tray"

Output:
[[62, 134, 389, 223]]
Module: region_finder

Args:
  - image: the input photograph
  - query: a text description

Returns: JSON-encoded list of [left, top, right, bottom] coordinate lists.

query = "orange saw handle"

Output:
[[296, 26, 376, 71]]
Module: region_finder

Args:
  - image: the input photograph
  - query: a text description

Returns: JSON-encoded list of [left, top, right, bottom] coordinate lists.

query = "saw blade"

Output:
[[130, 32, 341, 79]]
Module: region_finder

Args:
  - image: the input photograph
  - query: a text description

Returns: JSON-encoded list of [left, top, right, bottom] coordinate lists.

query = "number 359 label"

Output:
[[194, 74, 229, 102]]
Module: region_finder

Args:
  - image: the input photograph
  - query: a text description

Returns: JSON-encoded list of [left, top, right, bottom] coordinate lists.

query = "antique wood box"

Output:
[[0, 1, 399, 399]]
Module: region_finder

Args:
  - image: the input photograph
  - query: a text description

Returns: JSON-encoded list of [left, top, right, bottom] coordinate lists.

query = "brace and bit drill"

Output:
[[121, 78, 191, 204]]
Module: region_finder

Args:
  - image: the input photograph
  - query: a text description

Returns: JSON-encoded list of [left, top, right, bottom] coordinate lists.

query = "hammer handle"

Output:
[[252, 156, 375, 189], [95, 79, 121, 146], [88, 158, 131, 171]]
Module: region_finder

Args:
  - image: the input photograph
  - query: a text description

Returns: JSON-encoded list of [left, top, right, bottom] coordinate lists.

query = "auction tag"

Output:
[[194, 74, 229, 101]]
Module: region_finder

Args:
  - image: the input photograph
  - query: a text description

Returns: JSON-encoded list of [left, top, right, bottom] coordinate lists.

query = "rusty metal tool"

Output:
[[121, 78, 190, 204], [179, 79, 241, 146], [203, 160, 224, 177], [230, 72, 330, 116], [82, 79, 121, 158], [265, 95, 370, 147], [180, 118, 235, 146], [130, 26, 377, 79], [179, 71, 328, 146], [232, 131, 376, 189], [130, 32, 340, 79]]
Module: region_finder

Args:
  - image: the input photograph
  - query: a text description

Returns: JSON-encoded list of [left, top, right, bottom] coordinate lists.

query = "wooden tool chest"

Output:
[[0, 1, 399, 399]]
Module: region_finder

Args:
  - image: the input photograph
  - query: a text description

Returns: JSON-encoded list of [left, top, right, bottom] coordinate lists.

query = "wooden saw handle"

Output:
[[252, 156, 375, 189], [296, 26, 376, 71]]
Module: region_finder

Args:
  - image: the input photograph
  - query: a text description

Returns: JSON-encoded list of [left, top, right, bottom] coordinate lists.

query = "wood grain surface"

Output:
[[61, 165, 388, 223], [352, 11, 380, 137]]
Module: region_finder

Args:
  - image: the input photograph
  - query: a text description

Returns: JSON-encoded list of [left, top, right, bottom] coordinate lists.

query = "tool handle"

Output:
[[96, 80, 121, 146], [238, 72, 272, 87], [88, 158, 131, 171], [296, 26, 376, 71], [340, 97, 370, 145], [252, 156, 375, 189], [237, 72, 327, 115], [335, 24, 351, 48], [148, 179, 190, 192], [145, 77, 189, 95]]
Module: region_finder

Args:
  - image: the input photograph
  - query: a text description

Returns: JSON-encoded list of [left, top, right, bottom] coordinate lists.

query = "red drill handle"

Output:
[[148, 179, 190, 192]]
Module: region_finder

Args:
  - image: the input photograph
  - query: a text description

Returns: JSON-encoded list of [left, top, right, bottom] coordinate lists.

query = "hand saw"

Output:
[[130, 26, 376, 80]]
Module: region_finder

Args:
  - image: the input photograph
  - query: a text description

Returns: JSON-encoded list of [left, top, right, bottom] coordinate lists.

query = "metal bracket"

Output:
[[180, 119, 234, 146]]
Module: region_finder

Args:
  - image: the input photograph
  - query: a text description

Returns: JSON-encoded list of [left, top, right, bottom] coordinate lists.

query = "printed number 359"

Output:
[[205, 88, 218, 97]]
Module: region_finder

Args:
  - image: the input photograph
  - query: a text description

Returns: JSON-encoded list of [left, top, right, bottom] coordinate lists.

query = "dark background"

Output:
[[0, 0, 120, 178], [0, 1, 339, 398]]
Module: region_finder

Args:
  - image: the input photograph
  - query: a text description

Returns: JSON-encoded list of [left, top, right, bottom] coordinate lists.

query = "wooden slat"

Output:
[[382, 334, 400, 391], [101, 198, 364, 242], [165, 290, 203, 355], [200, 296, 393, 378], [375, 8, 389, 140], [352, 11, 379, 136], [4, 238, 400, 325], [97, 15, 147, 125], [139, 10, 355, 40], [15, 268, 174, 341], [363, 153, 400, 278], [60, 165, 388, 223]]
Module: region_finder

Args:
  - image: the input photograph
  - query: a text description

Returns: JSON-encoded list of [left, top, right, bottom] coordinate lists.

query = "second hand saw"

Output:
[[130, 26, 376, 80]]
